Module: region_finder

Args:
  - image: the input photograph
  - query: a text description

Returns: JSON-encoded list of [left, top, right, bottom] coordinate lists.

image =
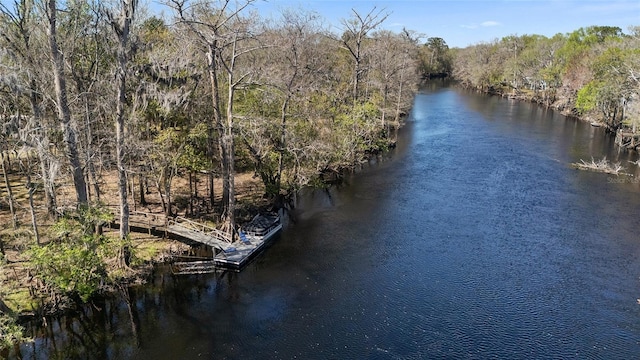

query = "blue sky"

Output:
[[0, 0, 636, 47], [143, 0, 640, 47], [160, 0, 636, 48]]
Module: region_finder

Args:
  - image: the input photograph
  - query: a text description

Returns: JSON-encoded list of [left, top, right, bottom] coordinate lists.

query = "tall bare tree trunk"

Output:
[[155, 176, 167, 216], [172, 0, 258, 235], [130, 175, 136, 212], [164, 172, 173, 218], [84, 96, 101, 202], [139, 173, 146, 206], [206, 47, 216, 209], [340, 8, 388, 103], [37, 144, 57, 215], [47, 0, 87, 206], [188, 171, 193, 216], [208, 172, 214, 209], [28, 80, 57, 217], [115, 46, 130, 239], [107, 0, 137, 240], [277, 96, 290, 194], [25, 173, 40, 245], [382, 83, 388, 133], [1, 155, 17, 229], [223, 75, 236, 234], [206, 44, 230, 215]]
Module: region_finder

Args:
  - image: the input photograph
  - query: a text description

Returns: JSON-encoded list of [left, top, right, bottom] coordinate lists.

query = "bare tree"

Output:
[[271, 10, 324, 197], [238, 9, 327, 202], [339, 7, 388, 103], [0, 0, 58, 216], [18, 149, 40, 244], [45, 0, 88, 206], [65, 1, 107, 204], [170, 0, 260, 235], [0, 152, 17, 229], [369, 30, 416, 132], [105, 0, 138, 240]]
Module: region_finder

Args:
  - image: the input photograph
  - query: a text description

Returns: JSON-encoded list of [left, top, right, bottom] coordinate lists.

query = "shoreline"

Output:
[[458, 82, 637, 150], [0, 171, 269, 322], [0, 123, 408, 325], [481, 85, 607, 128]]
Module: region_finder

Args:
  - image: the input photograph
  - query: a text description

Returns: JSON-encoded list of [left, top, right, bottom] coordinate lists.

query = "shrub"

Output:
[[29, 236, 107, 303], [0, 312, 29, 350]]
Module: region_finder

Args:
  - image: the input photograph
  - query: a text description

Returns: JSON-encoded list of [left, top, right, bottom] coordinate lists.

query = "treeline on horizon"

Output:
[[446, 25, 640, 131]]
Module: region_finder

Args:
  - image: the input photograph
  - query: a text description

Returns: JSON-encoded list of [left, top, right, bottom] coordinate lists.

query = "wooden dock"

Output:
[[113, 211, 282, 272], [112, 212, 233, 250], [167, 217, 234, 251], [615, 129, 640, 150], [213, 223, 282, 269], [171, 260, 218, 275]]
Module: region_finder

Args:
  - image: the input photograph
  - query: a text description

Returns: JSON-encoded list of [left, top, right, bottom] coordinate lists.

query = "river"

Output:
[[15, 84, 640, 359]]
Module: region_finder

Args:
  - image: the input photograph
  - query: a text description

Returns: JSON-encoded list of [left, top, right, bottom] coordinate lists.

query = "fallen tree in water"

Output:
[[571, 157, 629, 175]]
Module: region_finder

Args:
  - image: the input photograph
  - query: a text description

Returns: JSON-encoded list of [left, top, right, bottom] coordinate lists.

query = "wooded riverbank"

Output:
[[3, 1, 638, 352], [450, 26, 640, 152], [1, 0, 423, 351], [459, 82, 640, 155], [8, 81, 640, 360]]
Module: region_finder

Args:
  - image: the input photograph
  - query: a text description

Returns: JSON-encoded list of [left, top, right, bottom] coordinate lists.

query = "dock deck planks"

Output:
[[166, 223, 234, 251], [112, 211, 282, 272]]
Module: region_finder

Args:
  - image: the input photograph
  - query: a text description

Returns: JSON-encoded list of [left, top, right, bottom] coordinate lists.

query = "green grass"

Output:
[[3, 289, 40, 314], [133, 241, 162, 264]]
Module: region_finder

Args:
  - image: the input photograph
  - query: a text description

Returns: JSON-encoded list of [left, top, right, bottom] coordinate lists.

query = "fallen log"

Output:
[[571, 157, 631, 176]]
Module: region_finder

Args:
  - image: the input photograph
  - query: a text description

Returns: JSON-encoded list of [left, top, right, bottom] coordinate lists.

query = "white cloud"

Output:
[[461, 21, 500, 29], [481, 21, 500, 27]]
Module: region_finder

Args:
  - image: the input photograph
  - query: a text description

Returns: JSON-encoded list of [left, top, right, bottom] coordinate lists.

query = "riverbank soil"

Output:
[[0, 169, 267, 316]]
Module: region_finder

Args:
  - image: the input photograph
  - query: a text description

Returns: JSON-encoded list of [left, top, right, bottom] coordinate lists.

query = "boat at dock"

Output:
[[213, 213, 282, 269], [123, 212, 282, 274]]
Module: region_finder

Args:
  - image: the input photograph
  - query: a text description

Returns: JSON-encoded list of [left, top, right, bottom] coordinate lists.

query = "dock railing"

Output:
[[168, 216, 233, 244]]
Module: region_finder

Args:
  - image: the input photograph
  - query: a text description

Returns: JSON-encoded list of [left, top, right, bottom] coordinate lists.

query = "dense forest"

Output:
[[450, 26, 640, 135], [1, 0, 639, 351], [0, 0, 423, 347]]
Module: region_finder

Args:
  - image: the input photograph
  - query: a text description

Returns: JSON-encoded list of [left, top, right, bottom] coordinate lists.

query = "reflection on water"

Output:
[[13, 85, 640, 359]]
